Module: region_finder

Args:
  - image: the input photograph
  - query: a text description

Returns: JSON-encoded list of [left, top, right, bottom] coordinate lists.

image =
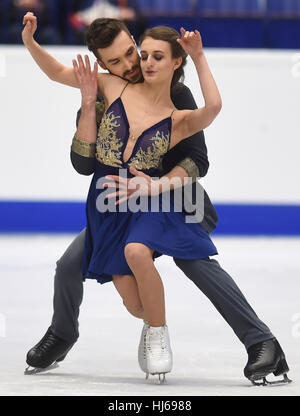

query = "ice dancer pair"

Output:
[[22, 13, 291, 386]]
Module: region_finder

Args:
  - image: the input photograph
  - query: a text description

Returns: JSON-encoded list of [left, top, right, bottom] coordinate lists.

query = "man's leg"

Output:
[[51, 228, 86, 343], [173, 257, 274, 350], [26, 229, 86, 371]]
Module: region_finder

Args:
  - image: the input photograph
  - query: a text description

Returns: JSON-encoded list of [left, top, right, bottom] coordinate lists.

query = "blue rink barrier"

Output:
[[0, 200, 300, 236]]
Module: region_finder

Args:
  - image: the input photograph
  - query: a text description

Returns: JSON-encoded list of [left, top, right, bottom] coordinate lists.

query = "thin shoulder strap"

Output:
[[170, 108, 176, 118], [120, 81, 130, 97]]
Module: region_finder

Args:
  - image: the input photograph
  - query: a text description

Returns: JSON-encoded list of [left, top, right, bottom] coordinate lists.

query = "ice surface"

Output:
[[0, 235, 299, 396]]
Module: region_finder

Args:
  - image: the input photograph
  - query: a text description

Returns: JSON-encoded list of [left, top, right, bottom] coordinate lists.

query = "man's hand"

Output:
[[104, 166, 160, 205], [22, 12, 37, 45], [73, 54, 98, 106]]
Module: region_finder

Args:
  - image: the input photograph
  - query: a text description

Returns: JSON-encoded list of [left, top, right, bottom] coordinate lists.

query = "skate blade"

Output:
[[24, 362, 59, 375], [145, 372, 168, 384], [158, 373, 166, 384], [251, 373, 292, 387]]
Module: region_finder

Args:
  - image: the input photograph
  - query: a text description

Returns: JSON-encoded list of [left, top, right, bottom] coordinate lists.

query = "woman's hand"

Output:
[[177, 28, 203, 60], [72, 54, 98, 106], [22, 12, 37, 45]]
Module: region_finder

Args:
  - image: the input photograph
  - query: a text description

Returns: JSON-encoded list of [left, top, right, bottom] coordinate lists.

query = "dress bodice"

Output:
[[95, 97, 172, 175]]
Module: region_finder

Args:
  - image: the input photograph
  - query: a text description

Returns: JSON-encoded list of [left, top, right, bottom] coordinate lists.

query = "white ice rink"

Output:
[[0, 235, 299, 396]]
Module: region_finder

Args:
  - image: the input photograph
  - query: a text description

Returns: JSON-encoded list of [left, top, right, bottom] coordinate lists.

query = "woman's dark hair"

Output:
[[139, 26, 187, 88], [86, 18, 131, 61]]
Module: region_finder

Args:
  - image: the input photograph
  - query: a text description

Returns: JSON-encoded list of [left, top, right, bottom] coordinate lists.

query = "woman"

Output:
[[22, 16, 222, 379]]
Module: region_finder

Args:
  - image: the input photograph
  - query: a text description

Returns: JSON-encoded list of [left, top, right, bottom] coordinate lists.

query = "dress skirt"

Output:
[[81, 162, 218, 284]]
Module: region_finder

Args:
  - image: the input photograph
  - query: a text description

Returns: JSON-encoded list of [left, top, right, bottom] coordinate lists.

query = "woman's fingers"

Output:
[[179, 28, 200, 41], [23, 12, 35, 23]]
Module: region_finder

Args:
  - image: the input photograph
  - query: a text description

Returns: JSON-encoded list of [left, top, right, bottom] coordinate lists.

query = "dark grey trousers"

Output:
[[51, 229, 274, 350]]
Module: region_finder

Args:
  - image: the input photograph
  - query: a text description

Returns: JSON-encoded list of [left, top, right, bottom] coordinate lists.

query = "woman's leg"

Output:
[[124, 243, 166, 327], [112, 274, 144, 319]]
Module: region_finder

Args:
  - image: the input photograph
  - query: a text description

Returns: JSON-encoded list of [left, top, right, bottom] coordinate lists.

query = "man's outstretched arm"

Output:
[[70, 52, 99, 175], [70, 97, 105, 175]]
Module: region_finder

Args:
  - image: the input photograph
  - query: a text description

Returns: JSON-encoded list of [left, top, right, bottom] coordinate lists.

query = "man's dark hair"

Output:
[[85, 18, 131, 61]]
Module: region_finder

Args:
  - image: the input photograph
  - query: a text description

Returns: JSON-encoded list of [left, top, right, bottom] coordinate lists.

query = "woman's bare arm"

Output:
[[22, 12, 81, 87], [170, 29, 222, 148], [22, 12, 113, 95]]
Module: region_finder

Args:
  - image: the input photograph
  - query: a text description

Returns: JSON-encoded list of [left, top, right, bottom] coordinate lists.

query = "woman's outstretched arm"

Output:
[[22, 12, 111, 96], [171, 29, 222, 147], [22, 12, 79, 87]]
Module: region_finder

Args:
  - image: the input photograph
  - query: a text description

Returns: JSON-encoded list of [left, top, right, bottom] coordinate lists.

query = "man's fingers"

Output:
[[105, 191, 121, 199], [77, 54, 85, 70], [114, 194, 130, 205], [103, 181, 127, 191], [103, 181, 117, 189], [72, 60, 80, 78], [105, 190, 127, 200], [93, 61, 98, 75], [105, 175, 128, 185], [84, 55, 91, 72], [129, 166, 149, 179]]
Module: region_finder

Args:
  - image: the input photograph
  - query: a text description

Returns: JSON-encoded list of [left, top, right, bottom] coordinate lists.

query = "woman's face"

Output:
[[140, 37, 181, 85]]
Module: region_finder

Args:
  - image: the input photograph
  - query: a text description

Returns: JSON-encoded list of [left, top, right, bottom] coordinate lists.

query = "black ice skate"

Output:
[[24, 327, 74, 375], [244, 338, 292, 386]]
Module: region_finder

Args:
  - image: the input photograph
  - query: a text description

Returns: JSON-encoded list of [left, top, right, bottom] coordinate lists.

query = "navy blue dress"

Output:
[[81, 95, 218, 284]]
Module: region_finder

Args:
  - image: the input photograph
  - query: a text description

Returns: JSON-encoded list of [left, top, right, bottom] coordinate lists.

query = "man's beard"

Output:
[[123, 65, 141, 83]]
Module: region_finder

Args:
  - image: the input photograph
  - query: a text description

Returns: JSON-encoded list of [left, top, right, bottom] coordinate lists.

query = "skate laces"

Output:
[[249, 341, 267, 363], [146, 327, 167, 358], [35, 331, 58, 354]]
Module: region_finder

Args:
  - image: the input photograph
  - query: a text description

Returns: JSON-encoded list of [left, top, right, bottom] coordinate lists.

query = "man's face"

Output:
[[97, 30, 142, 83]]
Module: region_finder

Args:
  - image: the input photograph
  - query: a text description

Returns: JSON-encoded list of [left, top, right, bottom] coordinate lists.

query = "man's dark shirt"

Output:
[[71, 83, 218, 233]]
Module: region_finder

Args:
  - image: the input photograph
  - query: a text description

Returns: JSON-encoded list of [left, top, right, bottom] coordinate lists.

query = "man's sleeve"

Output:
[[168, 83, 209, 179], [70, 99, 105, 176]]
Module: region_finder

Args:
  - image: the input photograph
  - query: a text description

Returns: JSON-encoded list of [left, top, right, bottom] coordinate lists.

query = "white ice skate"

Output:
[[144, 325, 173, 383], [138, 321, 149, 374]]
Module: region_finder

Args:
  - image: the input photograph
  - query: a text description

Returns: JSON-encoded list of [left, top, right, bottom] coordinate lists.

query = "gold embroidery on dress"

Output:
[[128, 130, 169, 170], [96, 110, 123, 167]]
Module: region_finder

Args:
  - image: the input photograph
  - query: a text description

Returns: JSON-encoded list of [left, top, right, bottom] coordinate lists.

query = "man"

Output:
[[22, 13, 290, 385]]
